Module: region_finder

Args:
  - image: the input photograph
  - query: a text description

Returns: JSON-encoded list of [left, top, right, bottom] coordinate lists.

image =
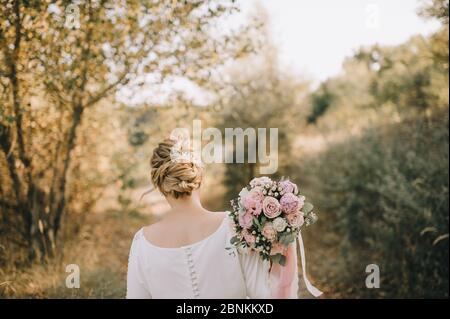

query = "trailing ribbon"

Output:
[[297, 231, 323, 297]]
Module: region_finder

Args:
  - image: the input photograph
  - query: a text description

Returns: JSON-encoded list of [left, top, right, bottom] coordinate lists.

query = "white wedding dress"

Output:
[[126, 215, 298, 299]]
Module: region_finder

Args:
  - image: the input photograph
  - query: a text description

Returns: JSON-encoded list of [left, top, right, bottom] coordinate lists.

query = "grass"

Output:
[[0, 210, 149, 298]]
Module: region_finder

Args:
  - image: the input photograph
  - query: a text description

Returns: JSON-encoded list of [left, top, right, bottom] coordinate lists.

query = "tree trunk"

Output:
[[52, 104, 84, 238]]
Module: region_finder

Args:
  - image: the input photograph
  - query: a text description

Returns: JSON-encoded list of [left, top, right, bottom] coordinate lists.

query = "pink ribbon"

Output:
[[270, 231, 323, 298]]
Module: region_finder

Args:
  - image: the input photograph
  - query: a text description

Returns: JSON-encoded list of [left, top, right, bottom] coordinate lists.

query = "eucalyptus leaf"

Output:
[[271, 254, 280, 264], [278, 233, 287, 245], [287, 233, 295, 243], [279, 255, 287, 266], [253, 217, 262, 231], [230, 236, 239, 245], [302, 202, 314, 214]]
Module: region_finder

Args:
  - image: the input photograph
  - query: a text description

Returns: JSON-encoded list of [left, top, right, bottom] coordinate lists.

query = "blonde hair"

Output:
[[150, 139, 202, 198]]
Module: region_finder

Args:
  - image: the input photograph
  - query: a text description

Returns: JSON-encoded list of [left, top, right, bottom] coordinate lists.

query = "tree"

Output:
[[418, 0, 449, 25], [307, 84, 334, 124], [215, 41, 309, 199], [0, 0, 255, 262]]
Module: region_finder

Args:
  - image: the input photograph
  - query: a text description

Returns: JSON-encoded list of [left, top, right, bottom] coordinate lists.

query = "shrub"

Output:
[[307, 111, 449, 298]]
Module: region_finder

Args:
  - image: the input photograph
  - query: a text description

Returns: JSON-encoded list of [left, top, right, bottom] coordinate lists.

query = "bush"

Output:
[[307, 111, 449, 298]]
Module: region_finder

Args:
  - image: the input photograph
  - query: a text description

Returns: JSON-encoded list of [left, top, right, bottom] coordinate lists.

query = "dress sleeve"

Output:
[[238, 249, 271, 299], [126, 233, 152, 299]]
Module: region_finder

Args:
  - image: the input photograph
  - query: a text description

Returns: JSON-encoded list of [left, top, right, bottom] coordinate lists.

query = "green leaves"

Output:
[[260, 215, 267, 224], [278, 232, 295, 246], [271, 253, 287, 266], [302, 202, 314, 214], [253, 217, 263, 231], [279, 255, 287, 266], [230, 236, 240, 245]]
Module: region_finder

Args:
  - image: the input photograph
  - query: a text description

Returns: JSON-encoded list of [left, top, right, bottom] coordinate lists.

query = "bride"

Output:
[[126, 138, 298, 299]]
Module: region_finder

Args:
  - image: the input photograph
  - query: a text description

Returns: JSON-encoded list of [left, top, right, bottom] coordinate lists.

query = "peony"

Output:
[[248, 186, 264, 203], [262, 196, 281, 218], [261, 223, 277, 242], [238, 210, 253, 229], [249, 176, 272, 188], [286, 212, 304, 228], [272, 217, 288, 232], [239, 187, 250, 199], [242, 230, 256, 245], [280, 193, 303, 214], [241, 196, 262, 216], [279, 180, 299, 195], [241, 186, 264, 216]]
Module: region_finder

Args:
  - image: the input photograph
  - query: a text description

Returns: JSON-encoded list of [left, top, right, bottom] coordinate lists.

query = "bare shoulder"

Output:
[[205, 210, 229, 225], [142, 219, 165, 239], [192, 211, 228, 237], [141, 211, 228, 248], [210, 211, 228, 222]]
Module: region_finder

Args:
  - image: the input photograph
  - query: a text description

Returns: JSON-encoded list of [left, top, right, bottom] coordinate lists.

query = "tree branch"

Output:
[[0, 199, 19, 211]]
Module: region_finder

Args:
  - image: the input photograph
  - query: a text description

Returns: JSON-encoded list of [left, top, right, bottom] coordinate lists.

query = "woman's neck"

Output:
[[166, 191, 206, 216]]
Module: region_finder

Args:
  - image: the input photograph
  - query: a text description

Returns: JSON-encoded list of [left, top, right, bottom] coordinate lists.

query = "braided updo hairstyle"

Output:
[[150, 139, 202, 198]]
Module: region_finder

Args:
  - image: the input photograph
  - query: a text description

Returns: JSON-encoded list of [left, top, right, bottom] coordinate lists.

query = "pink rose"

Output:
[[241, 196, 263, 216], [286, 212, 304, 228], [279, 180, 298, 195], [280, 193, 304, 214], [243, 230, 256, 245], [270, 242, 287, 256], [262, 222, 277, 242], [262, 196, 281, 218], [248, 187, 264, 202], [238, 210, 253, 229]]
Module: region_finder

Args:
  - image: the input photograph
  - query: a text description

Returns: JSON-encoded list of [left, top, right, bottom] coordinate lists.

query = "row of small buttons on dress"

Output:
[[184, 246, 200, 298]]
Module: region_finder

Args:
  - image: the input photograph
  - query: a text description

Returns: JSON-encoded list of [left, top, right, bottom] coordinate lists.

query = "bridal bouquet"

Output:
[[228, 176, 318, 266]]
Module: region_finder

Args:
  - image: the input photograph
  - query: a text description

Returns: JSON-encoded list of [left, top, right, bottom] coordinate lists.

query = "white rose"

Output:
[[273, 217, 288, 232], [250, 176, 272, 188], [239, 187, 249, 199]]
